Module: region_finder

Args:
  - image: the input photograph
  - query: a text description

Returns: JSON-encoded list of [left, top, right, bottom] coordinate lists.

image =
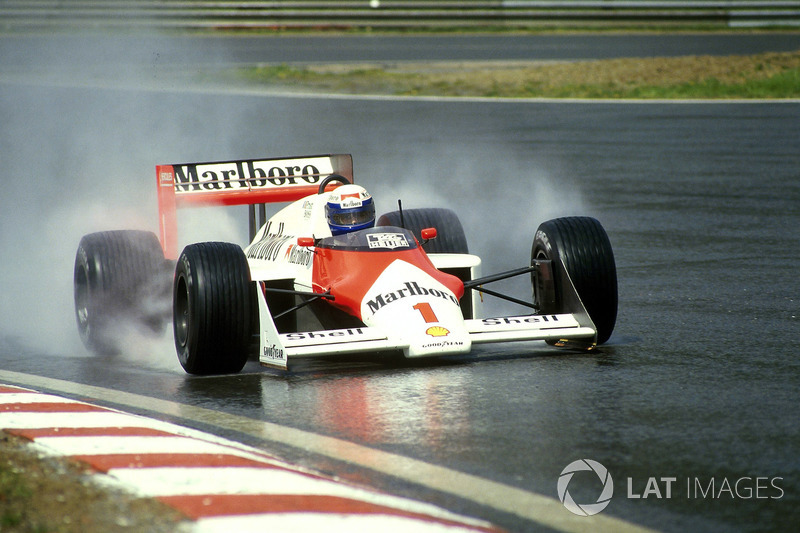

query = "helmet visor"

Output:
[[330, 204, 375, 227]]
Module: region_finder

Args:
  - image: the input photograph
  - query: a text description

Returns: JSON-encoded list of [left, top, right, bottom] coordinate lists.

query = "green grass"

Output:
[[541, 69, 800, 99], [0, 464, 35, 530], [229, 53, 800, 99], [548, 71, 792, 99]]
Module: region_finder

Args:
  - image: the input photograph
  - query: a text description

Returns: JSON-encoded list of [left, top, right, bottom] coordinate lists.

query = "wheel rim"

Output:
[[175, 275, 190, 347], [74, 264, 90, 335]]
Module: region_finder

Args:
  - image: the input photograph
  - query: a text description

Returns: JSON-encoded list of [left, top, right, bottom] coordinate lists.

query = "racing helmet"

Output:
[[325, 184, 375, 235]]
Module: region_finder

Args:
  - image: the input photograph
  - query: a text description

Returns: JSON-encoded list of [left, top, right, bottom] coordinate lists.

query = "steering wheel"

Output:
[[318, 174, 351, 195]]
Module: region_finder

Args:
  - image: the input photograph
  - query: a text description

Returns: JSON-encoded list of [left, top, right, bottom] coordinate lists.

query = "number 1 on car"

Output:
[[412, 302, 439, 323]]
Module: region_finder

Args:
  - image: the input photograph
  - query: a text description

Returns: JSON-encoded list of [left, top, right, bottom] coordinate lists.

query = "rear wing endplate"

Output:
[[156, 154, 353, 259]]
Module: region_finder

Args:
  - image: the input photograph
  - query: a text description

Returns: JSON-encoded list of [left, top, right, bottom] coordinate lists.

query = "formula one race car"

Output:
[[73, 154, 617, 374]]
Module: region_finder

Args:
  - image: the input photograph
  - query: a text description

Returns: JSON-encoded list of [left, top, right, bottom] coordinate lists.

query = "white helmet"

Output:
[[325, 184, 375, 235]]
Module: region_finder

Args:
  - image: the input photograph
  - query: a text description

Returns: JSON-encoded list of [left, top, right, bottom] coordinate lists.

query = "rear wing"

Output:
[[156, 154, 353, 259]]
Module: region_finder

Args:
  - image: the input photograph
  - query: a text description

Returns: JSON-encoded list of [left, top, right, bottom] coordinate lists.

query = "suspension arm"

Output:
[[462, 265, 537, 290]]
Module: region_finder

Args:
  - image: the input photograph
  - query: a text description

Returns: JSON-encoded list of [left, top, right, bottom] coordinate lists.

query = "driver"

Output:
[[325, 184, 376, 235]]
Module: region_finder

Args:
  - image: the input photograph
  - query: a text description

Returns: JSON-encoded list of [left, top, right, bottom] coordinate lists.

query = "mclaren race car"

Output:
[[73, 154, 617, 374]]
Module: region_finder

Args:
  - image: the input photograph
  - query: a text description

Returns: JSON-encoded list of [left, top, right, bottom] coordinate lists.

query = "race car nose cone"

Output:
[[360, 260, 471, 358]]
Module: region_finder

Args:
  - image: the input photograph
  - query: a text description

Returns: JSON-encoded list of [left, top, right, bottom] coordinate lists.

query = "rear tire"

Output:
[[73, 230, 170, 355], [531, 217, 617, 344], [173, 242, 253, 375], [377, 208, 468, 254]]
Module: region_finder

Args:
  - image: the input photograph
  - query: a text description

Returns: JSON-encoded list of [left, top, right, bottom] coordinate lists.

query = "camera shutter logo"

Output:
[[557, 459, 614, 516]]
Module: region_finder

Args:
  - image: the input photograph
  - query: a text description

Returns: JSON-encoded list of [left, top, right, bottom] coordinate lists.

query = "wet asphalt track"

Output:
[[1, 34, 799, 532]]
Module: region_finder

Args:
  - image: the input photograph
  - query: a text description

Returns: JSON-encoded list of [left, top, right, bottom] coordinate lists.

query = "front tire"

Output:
[[74, 230, 170, 355], [531, 217, 617, 344], [173, 242, 253, 375]]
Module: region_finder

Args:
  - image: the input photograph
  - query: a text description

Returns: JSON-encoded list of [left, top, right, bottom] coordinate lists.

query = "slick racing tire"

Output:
[[531, 217, 618, 344], [173, 242, 253, 375], [74, 230, 171, 355], [377, 208, 469, 254]]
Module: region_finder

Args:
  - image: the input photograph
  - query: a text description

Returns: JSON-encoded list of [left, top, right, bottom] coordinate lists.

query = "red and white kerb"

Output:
[[0, 384, 501, 533]]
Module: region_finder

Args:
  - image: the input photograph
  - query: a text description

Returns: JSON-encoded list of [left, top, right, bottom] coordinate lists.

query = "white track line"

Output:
[[192, 513, 495, 533]]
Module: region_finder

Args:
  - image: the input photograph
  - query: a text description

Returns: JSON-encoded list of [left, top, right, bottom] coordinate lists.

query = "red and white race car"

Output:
[[74, 154, 617, 374]]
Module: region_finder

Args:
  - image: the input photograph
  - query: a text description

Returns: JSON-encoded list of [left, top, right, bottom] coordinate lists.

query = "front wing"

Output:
[[259, 290, 596, 370]]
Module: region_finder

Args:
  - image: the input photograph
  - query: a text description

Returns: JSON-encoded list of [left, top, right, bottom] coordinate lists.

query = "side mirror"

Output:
[[297, 237, 316, 247], [421, 228, 437, 240]]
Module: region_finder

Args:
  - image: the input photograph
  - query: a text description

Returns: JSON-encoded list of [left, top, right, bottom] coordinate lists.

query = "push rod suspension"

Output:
[[267, 288, 334, 320], [470, 285, 537, 310], [462, 265, 537, 290], [262, 287, 335, 300]]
